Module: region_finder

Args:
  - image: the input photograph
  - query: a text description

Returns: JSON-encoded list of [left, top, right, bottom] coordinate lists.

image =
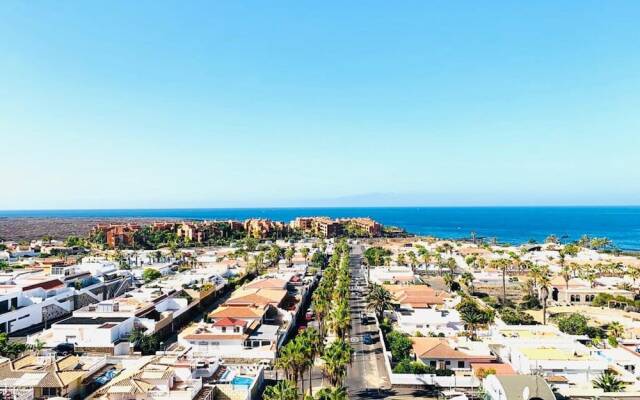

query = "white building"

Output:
[[395, 307, 464, 337]]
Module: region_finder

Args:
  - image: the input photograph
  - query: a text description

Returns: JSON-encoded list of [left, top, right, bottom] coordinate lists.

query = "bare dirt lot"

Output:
[[0, 217, 175, 241]]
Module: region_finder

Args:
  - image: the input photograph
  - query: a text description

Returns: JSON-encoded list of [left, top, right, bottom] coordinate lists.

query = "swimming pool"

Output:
[[231, 376, 254, 388]]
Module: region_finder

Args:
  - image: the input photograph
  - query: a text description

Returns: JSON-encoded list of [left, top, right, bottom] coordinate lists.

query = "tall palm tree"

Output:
[[491, 259, 511, 305], [539, 274, 551, 325], [329, 301, 351, 339], [300, 328, 323, 396], [460, 307, 484, 340], [251, 252, 265, 276], [300, 247, 310, 262], [276, 344, 297, 382], [366, 284, 396, 320], [285, 246, 295, 266], [460, 272, 474, 294], [321, 339, 353, 387], [312, 291, 330, 337], [443, 273, 455, 291], [268, 245, 282, 269], [263, 380, 298, 400], [407, 251, 418, 272]]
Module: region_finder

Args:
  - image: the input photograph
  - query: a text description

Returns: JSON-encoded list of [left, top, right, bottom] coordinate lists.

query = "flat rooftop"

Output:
[[56, 316, 129, 325]]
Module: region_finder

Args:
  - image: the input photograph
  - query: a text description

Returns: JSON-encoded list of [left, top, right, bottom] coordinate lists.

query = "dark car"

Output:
[[53, 342, 75, 355]]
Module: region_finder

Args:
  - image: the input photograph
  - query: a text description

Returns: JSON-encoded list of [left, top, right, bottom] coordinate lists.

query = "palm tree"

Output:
[[593, 371, 626, 392], [285, 246, 295, 266], [539, 274, 551, 325], [250, 252, 265, 276], [490, 259, 511, 305], [460, 272, 474, 294], [407, 251, 418, 272], [268, 245, 282, 269], [459, 307, 485, 340], [300, 247, 310, 262], [263, 380, 299, 400], [420, 250, 432, 270], [560, 262, 577, 303], [321, 339, 353, 387], [329, 301, 351, 339], [275, 347, 296, 382], [31, 339, 45, 356], [627, 267, 640, 290], [608, 322, 625, 340], [396, 253, 406, 266], [366, 284, 396, 320], [312, 290, 330, 336], [314, 386, 348, 400], [443, 272, 455, 291], [300, 328, 323, 396]]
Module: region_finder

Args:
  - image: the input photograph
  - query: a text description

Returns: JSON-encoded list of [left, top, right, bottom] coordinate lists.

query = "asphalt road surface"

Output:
[[346, 244, 391, 399]]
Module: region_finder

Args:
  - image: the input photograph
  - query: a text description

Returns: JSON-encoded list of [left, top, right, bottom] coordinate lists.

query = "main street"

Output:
[[346, 243, 391, 399]]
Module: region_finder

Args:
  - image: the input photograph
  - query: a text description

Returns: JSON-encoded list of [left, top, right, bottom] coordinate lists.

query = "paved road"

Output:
[[346, 244, 391, 399]]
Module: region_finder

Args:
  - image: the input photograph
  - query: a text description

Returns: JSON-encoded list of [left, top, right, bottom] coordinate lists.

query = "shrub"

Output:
[[557, 313, 589, 335], [520, 294, 542, 310], [500, 308, 538, 325], [392, 359, 453, 375], [387, 331, 413, 362]]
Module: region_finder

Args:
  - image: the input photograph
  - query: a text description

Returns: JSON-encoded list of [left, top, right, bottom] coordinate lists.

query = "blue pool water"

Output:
[[231, 376, 254, 387], [1, 206, 639, 249]]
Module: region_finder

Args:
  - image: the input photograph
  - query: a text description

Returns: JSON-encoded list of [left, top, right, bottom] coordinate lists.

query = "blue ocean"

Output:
[[1, 207, 639, 250]]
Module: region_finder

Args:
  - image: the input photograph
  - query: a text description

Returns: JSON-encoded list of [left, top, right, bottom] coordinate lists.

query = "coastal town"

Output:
[[0, 216, 639, 400]]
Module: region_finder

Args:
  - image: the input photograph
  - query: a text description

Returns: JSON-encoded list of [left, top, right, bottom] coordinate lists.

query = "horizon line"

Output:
[[2, 204, 640, 213]]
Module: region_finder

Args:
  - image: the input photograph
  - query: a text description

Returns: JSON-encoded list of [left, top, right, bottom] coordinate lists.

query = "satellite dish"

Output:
[[523, 386, 530, 400]]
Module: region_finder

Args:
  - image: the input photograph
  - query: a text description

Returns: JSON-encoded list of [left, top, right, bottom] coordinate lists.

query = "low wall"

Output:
[[375, 314, 480, 389]]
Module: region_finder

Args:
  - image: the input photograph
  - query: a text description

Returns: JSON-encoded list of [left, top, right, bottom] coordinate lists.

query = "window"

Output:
[[570, 294, 581, 302], [445, 361, 450, 366], [430, 361, 436, 367], [42, 388, 59, 396], [234, 327, 240, 333], [458, 361, 465, 368], [221, 327, 227, 333]]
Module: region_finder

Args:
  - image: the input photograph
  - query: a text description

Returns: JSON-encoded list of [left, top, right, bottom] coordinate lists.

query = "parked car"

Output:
[[362, 333, 373, 345], [53, 342, 75, 355]]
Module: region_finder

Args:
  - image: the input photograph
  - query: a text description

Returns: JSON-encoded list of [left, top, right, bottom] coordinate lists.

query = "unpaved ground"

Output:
[[0, 217, 176, 241]]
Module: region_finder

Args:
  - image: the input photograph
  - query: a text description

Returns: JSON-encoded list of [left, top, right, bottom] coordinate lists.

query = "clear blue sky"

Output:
[[1, 1, 639, 209]]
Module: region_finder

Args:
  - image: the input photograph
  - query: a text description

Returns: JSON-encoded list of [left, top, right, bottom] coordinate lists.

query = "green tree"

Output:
[[0, 334, 27, 359], [263, 380, 298, 400], [557, 313, 589, 335], [457, 298, 494, 339], [142, 268, 162, 283], [129, 329, 159, 355], [608, 321, 625, 340], [460, 272, 474, 294], [321, 339, 353, 387], [366, 283, 396, 320], [300, 247, 310, 262], [314, 386, 348, 400], [490, 258, 511, 305], [285, 247, 295, 266], [593, 371, 626, 392], [329, 301, 351, 339], [386, 331, 413, 362]]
